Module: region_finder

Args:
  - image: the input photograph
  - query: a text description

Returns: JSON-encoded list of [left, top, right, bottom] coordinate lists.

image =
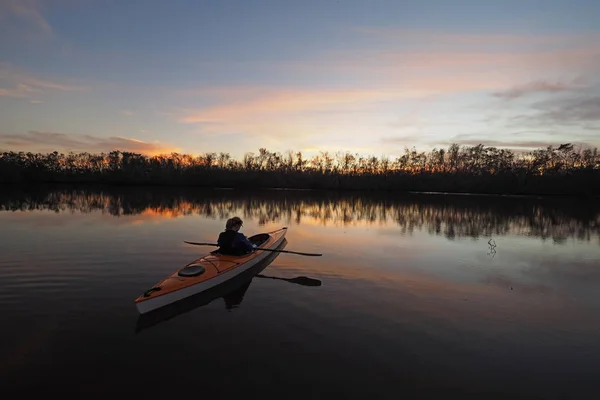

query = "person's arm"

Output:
[[236, 233, 256, 250]]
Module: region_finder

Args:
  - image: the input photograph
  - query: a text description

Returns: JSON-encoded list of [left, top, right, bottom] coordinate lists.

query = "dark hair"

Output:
[[225, 216, 243, 230]]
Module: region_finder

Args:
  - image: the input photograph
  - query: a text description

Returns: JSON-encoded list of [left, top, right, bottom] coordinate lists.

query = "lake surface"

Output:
[[1, 185, 599, 398]]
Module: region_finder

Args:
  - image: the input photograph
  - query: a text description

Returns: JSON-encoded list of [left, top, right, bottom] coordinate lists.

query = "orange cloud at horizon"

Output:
[[0, 131, 180, 156]]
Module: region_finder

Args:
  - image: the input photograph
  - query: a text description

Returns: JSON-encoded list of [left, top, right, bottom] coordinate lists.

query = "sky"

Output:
[[1, 0, 599, 159]]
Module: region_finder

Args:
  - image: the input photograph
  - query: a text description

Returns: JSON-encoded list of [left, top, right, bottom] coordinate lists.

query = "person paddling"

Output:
[[217, 217, 257, 255]]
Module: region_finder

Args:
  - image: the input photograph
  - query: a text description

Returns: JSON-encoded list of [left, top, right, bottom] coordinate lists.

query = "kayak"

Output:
[[134, 227, 288, 314], [135, 242, 287, 333]]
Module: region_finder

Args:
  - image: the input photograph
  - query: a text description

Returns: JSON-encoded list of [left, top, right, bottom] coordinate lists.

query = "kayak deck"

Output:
[[134, 227, 287, 313]]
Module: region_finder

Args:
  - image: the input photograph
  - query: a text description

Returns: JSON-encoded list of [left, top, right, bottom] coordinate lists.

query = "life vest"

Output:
[[217, 230, 247, 255]]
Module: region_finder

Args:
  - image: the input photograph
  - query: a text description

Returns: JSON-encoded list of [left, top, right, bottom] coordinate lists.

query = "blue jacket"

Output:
[[217, 230, 255, 254]]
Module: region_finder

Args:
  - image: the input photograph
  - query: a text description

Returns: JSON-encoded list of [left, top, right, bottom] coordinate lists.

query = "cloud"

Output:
[[0, 0, 52, 37], [0, 131, 179, 155], [532, 96, 600, 123], [287, 28, 600, 81], [268, 30, 600, 105], [179, 88, 411, 124], [0, 64, 87, 100], [173, 27, 600, 151], [177, 86, 428, 143], [381, 136, 434, 146], [0, 88, 28, 98], [121, 110, 135, 116], [491, 80, 579, 100], [177, 76, 504, 132], [353, 28, 600, 49], [509, 96, 600, 129]]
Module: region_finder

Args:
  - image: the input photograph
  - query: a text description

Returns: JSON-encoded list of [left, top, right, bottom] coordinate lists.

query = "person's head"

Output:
[[225, 216, 243, 231]]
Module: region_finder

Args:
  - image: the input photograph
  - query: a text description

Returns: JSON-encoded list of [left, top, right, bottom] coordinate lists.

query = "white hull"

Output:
[[136, 234, 285, 314]]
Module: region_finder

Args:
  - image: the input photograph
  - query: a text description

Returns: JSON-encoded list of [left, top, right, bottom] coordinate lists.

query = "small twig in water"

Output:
[[487, 238, 497, 257]]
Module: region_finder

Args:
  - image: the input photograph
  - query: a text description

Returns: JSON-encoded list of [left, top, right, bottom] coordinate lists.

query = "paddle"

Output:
[[256, 274, 322, 287], [183, 241, 322, 257]]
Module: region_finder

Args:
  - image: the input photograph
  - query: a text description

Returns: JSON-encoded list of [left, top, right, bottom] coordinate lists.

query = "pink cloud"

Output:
[[179, 88, 411, 123], [177, 72, 511, 127], [170, 28, 600, 154], [319, 46, 600, 79], [0, 64, 88, 99], [0, 0, 52, 37], [175, 29, 600, 132], [277, 29, 600, 87], [0, 88, 29, 98]]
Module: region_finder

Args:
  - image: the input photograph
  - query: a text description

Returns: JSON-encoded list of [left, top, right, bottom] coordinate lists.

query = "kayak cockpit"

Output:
[[249, 233, 270, 245]]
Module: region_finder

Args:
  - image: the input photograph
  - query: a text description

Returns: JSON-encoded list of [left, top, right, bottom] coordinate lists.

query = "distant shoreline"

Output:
[[2, 146, 599, 197]]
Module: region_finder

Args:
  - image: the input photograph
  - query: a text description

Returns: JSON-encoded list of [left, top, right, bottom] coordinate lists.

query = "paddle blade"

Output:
[[287, 276, 322, 286], [256, 274, 322, 287]]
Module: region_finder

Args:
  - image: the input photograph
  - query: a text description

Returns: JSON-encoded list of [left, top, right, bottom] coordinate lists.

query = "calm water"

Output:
[[1, 185, 599, 398]]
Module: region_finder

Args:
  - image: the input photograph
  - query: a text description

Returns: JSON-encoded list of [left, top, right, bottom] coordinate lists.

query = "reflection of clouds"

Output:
[[1, 188, 598, 242], [520, 258, 600, 288], [0, 321, 59, 374], [270, 249, 599, 337], [0, 207, 184, 228]]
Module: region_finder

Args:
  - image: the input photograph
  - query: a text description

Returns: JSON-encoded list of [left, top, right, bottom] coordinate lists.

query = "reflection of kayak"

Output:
[[134, 227, 287, 314]]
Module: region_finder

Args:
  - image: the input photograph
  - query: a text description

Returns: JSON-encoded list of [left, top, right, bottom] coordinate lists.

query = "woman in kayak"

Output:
[[217, 217, 257, 255]]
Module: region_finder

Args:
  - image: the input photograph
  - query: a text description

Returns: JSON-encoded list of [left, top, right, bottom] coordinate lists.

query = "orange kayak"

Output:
[[134, 227, 287, 314]]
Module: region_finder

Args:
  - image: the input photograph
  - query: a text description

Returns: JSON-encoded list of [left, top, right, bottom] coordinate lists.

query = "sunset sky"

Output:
[[1, 0, 599, 159]]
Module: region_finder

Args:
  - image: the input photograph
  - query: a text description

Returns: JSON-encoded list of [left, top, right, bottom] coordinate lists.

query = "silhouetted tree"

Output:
[[1, 143, 598, 195]]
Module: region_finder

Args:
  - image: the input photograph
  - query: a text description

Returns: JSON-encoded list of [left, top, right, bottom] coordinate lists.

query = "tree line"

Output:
[[1, 143, 599, 195]]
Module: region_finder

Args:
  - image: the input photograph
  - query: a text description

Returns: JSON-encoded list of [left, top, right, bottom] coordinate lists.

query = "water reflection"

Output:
[[135, 277, 254, 333], [1, 185, 599, 243], [2, 186, 600, 397]]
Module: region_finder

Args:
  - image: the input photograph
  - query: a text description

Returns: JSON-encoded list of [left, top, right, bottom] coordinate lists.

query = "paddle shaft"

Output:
[[183, 241, 322, 257]]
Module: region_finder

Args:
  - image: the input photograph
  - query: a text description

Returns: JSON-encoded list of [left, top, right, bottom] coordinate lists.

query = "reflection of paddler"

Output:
[[223, 281, 251, 310]]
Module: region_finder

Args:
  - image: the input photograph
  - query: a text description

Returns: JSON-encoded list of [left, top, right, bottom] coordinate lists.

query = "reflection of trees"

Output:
[[2, 186, 598, 243], [1, 144, 599, 195]]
